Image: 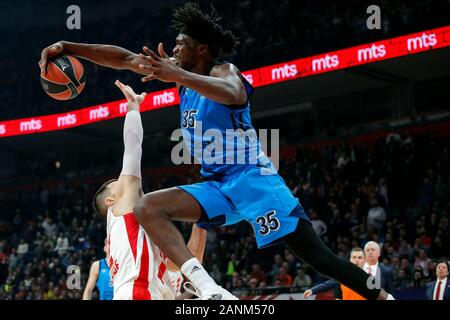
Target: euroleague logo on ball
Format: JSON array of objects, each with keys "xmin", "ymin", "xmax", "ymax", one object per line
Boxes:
[
  {"xmin": 40, "ymin": 55, "xmax": 86, "ymax": 100},
  {"xmin": 56, "ymin": 57, "xmax": 70, "ymax": 71}
]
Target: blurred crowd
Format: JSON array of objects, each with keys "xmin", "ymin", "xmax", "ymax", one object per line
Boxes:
[
  {"xmin": 0, "ymin": 130, "xmax": 448, "ymax": 299},
  {"xmin": 1, "ymin": 0, "xmax": 448, "ymax": 120}
]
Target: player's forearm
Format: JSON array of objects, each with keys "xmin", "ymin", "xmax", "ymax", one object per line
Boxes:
[
  {"xmin": 61, "ymin": 41, "xmax": 139, "ymax": 72},
  {"xmin": 177, "ymin": 71, "xmax": 243, "ymax": 105},
  {"xmin": 82, "ymin": 288, "xmax": 93, "ymax": 300},
  {"xmin": 121, "ymin": 110, "xmax": 143, "ymax": 178}
]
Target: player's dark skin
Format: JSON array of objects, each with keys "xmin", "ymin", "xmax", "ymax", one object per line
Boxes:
[{"xmin": 39, "ymin": 34, "xmax": 391, "ymax": 300}]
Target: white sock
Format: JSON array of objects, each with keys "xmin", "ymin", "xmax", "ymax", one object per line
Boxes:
[
  {"xmin": 387, "ymin": 293, "xmax": 395, "ymax": 300},
  {"xmin": 181, "ymin": 258, "xmax": 217, "ymax": 293}
]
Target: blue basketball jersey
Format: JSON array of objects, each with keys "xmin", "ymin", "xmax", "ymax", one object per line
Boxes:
[
  {"xmin": 96, "ymin": 258, "xmax": 114, "ymax": 300},
  {"xmin": 179, "ymin": 67, "xmax": 270, "ymax": 178},
  {"xmin": 177, "ymin": 64, "xmax": 309, "ymax": 248}
]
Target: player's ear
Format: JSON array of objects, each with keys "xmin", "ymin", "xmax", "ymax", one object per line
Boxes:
[
  {"xmin": 198, "ymin": 44, "xmax": 209, "ymax": 56},
  {"xmin": 104, "ymin": 196, "xmax": 114, "ymax": 207}
]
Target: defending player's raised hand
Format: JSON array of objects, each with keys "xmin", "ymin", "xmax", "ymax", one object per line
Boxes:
[
  {"xmin": 139, "ymin": 43, "xmax": 184, "ymax": 83},
  {"xmin": 114, "ymin": 80, "xmax": 147, "ymax": 112},
  {"xmin": 39, "ymin": 42, "xmax": 64, "ymax": 75}
]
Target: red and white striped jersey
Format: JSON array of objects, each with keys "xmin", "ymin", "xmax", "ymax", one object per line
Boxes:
[{"xmin": 106, "ymin": 207, "xmax": 183, "ymax": 300}]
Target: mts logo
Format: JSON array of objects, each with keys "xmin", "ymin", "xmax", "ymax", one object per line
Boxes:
[
  {"xmin": 357, "ymin": 44, "xmax": 386, "ymax": 61},
  {"xmin": 57, "ymin": 113, "xmax": 77, "ymax": 127},
  {"xmin": 20, "ymin": 119, "xmax": 42, "ymax": 132},
  {"xmin": 89, "ymin": 106, "xmax": 110, "ymax": 120},
  {"xmin": 407, "ymin": 33, "xmax": 437, "ymax": 51},
  {"xmin": 153, "ymin": 91, "xmax": 175, "ymax": 106},
  {"xmin": 242, "ymin": 73, "xmax": 254, "ymax": 85},
  {"xmin": 0, "ymin": 124, "xmax": 5, "ymax": 135},
  {"xmin": 312, "ymin": 54, "xmax": 339, "ymax": 72},
  {"xmin": 271, "ymin": 64, "xmax": 297, "ymax": 80},
  {"xmin": 119, "ymin": 102, "xmax": 128, "ymax": 114}
]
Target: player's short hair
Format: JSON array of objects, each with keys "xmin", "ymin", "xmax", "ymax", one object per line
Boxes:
[
  {"xmin": 171, "ymin": 2, "xmax": 239, "ymax": 59},
  {"xmin": 92, "ymin": 179, "xmax": 117, "ymax": 220},
  {"xmin": 351, "ymin": 247, "xmax": 364, "ymax": 255}
]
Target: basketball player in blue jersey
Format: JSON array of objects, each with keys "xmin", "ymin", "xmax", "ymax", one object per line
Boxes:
[
  {"xmin": 40, "ymin": 2, "xmax": 394, "ymax": 301},
  {"xmin": 82, "ymin": 239, "xmax": 114, "ymax": 300}
]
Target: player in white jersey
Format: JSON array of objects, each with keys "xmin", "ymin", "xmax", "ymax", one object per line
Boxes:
[{"xmin": 91, "ymin": 80, "xmax": 206, "ymax": 300}]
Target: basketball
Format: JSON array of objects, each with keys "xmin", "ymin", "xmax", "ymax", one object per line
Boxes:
[{"xmin": 40, "ymin": 55, "xmax": 86, "ymax": 100}]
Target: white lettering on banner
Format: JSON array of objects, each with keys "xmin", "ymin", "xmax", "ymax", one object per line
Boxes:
[
  {"xmin": 153, "ymin": 91, "xmax": 175, "ymax": 106},
  {"xmin": 271, "ymin": 64, "xmax": 297, "ymax": 80},
  {"xmin": 20, "ymin": 119, "xmax": 42, "ymax": 132},
  {"xmin": 119, "ymin": 102, "xmax": 128, "ymax": 114},
  {"xmin": 0, "ymin": 124, "xmax": 6, "ymax": 135},
  {"xmin": 357, "ymin": 44, "xmax": 386, "ymax": 61},
  {"xmin": 242, "ymin": 73, "xmax": 254, "ymax": 85},
  {"xmin": 57, "ymin": 113, "xmax": 77, "ymax": 127},
  {"xmin": 312, "ymin": 54, "xmax": 339, "ymax": 72},
  {"xmin": 89, "ymin": 106, "xmax": 110, "ymax": 120},
  {"xmin": 407, "ymin": 33, "xmax": 437, "ymax": 51}
]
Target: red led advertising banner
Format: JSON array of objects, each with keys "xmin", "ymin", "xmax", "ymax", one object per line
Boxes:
[{"xmin": 1, "ymin": 25, "xmax": 449, "ymax": 138}]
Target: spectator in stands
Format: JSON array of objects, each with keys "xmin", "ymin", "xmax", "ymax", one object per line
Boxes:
[
  {"xmin": 293, "ymin": 268, "xmax": 312, "ymax": 288},
  {"xmin": 250, "ymin": 264, "xmax": 267, "ymax": 286},
  {"xmin": 284, "ymin": 251, "xmax": 300, "ymax": 274},
  {"xmin": 209, "ymin": 264, "xmax": 223, "ymax": 284},
  {"xmin": 270, "ymin": 254, "xmax": 283, "ymax": 278},
  {"xmin": 398, "ymin": 239, "xmax": 414, "ymax": 259},
  {"xmin": 310, "ymin": 210, "xmax": 327, "ymax": 238},
  {"xmin": 43, "ymin": 282, "xmax": 56, "ymax": 300},
  {"xmin": 415, "ymin": 250, "xmax": 432, "ymax": 277},
  {"xmin": 394, "ymin": 268, "xmax": 410, "ymax": 289},
  {"xmin": 274, "ymin": 266, "xmax": 293, "ymax": 287},
  {"xmin": 411, "ymin": 267, "xmax": 426, "ymax": 288},
  {"xmin": 367, "ymin": 199, "xmax": 387, "ymax": 235},
  {"xmin": 226, "ymin": 253, "xmax": 241, "ymax": 278},
  {"xmin": 54, "ymin": 233, "xmax": 69, "ymax": 255},
  {"xmin": 426, "ymin": 259, "xmax": 449, "ymax": 300},
  {"xmin": 17, "ymin": 240, "xmax": 29, "ymax": 258}
]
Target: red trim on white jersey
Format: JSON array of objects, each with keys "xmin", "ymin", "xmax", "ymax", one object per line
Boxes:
[
  {"xmin": 123, "ymin": 213, "xmax": 151, "ymax": 300},
  {"xmin": 106, "ymin": 207, "xmax": 182, "ymax": 300},
  {"xmin": 123, "ymin": 213, "xmax": 139, "ymax": 262}
]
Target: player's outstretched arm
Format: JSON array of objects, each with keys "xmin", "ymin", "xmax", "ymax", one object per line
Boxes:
[
  {"xmin": 82, "ymin": 260, "xmax": 100, "ymax": 300},
  {"xmin": 113, "ymin": 80, "xmax": 146, "ymax": 214},
  {"xmin": 39, "ymin": 41, "xmax": 151, "ymax": 76},
  {"xmin": 166, "ymin": 224, "xmax": 207, "ymax": 272}
]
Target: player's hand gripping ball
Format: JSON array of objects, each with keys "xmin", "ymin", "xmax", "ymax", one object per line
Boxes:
[{"xmin": 40, "ymin": 55, "xmax": 86, "ymax": 100}]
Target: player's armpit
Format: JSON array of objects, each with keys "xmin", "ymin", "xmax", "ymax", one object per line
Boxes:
[{"xmin": 112, "ymin": 173, "xmax": 141, "ymax": 198}]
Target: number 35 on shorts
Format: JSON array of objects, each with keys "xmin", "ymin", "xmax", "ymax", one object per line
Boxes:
[{"xmin": 255, "ymin": 210, "xmax": 280, "ymax": 236}]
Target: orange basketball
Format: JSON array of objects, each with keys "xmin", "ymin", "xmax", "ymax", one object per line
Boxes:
[{"xmin": 40, "ymin": 55, "xmax": 86, "ymax": 100}]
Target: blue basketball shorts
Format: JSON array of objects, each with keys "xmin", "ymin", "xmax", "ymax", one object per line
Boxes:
[{"xmin": 178, "ymin": 164, "xmax": 310, "ymax": 248}]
